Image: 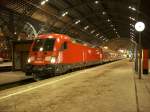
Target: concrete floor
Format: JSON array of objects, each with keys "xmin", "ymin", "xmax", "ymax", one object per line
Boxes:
[{"xmin": 0, "ymin": 59, "xmax": 149, "ymax": 112}]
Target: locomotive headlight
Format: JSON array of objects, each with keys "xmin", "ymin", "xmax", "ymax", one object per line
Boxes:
[
  {"xmin": 27, "ymin": 58, "xmax": 31, "ymax": 63},
  {"xmin": 50, "ymin": 56, "xmax": 56, "ymax": 64},
  {"xmin": 27, "ymin": 56, "xmax": 35, "ymax": 63},
  {"xmin": 45, "ymin": 56, "xmax": 51, "ymax": 61},
  {"xmin": 45, "ymin": 56, "xmax": 57, "ymax": 63},
  {"xmin": 39, "ymin": 47, "xmax": 43, "ymax": 51}
]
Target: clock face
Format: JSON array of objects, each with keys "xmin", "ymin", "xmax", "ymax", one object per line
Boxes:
[{"xmin": 135, "ymin": 22, "xmax": 145, "ymax": 32}]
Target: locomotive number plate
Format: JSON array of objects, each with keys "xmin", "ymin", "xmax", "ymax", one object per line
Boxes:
[{"xmin": 37, "ymin": 57, "xmax": 42, "ymax": 61}]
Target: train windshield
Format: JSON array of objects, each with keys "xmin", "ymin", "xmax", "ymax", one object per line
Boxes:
[{"xmin": 32, "ymin": 38, "xmax": 56, "ymax": 51}]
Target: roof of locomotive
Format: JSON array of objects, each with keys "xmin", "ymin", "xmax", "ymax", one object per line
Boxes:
[
  {"xmin": 37, "ymin": 33, "xmax": 101, "ymax": 49},
  {"xmin": 37, "ymin": 33, "xmax": 71, "ymax": 41}
]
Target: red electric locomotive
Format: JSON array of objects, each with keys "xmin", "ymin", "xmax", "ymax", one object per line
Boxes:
[{"xmin": 25, "ymin": 33, "xmax": 103, "ymax": 80}]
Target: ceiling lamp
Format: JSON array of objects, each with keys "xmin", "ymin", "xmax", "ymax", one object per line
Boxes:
[
  {"xmin": 84, "ymin": 25, "xmax": 89, "ymax": 30},
  {"xmin": 130, "ymin": 33, "xmax": 135, "ymax": 36},
  {"xmin": 96, "ymin": 33, "xmax": 100, "ymax": 36},
  {"xmin": 119, "ymin": 49, "xmax": 124, "ymax": 53},
  {"xmin": 107, "ymin": 19, "xmax": 110, "ymax": 22},
  {"xmin": 75, "ymin": 20, "xmax": 81, "ymax": 24},
  {"xmin": 117, "ymin": 34, "xmax": 120, "ymax": 38},
  {"xmin": 104, "ymin": 46, "xmax": 108, "ymax": 49},
  {"xmin": 41, "ymin": 1, "xmax": 46, "ymax": 5},
  {"xmin": 91, "ymin": 30, "xmax": 95, "ymax": 34},
  {"xmin": 130, "ymin": 28, "xmax": 134, "ymax": 30},
  {"xmin": 128, "ymin": 6, "xmax": 132, "ymax": 9},
  {"xmin": 130, "ymin": 24, "xmax": 134, "ymax": 27},
  {"xmin": 130, "ymin": 35, "xmax": 135, "ymax": 38},
  {"xmin": 99, "ymin": 36, "xmax": 104, "ymax": 38},
  {"xmin": 128, "ymin": 6, "xmax": 136, "ymax": 11},
  {"xmin": 41, "ymin": 0, "xmax": 49, "ymax": 5},
  {"xmin": 103, "ymin": 38, "xmax": 106, "ymax": 40},
  {"xmin": 102, "ymin": 11, "xmax": 106, "ymax": 15},
  {"xmin": 62, "ymin": 11, "xmax": 69, "ymax": 17},
  {"xmin": 94, "ymin": 1, "xmax": 99, "ymax": 4},
  {"xmin": 110, "ymin": 24, "xmax": 113, "ymax": 27},
  {"xmin": 132, "ymin": 7, "xmax": 136, "ymax": 11},
  {"xmin": 129, "ymin": 17, "xmax": 136, "ymax": 21},
  {"xmin": 113, "ymin": 28, "xmax": 116, "ymax": 31}
]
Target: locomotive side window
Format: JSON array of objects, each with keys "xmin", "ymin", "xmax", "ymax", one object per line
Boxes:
[
  {"xmin": 32, "ymin": 38, "xmax": 56, "ymax": 51},
  {"xmin": 64, "ymin": 42, "xmax": 67, "ymax": 49},
  {"xmin": 60, "ymin": 42, "xmax": 68, "ymax": 51}
]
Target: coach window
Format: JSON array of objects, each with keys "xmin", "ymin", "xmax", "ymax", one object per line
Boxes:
[{"xmin": 60, "ymin": 42, "xmax": 68, "ymax": 51}]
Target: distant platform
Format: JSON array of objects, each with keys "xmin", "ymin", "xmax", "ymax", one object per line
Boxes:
[
  {"xmin": 0, "ymin": 62, "xmax": 12, "ymax": 72},
  {"xmin": 0, "ymin": 62, "xmax": 12, "ymax": 67}
]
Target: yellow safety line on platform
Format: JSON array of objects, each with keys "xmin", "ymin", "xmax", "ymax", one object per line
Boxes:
[{"xmin": 0, "ymin": 70, "xmax": 88, "ymax": 100}]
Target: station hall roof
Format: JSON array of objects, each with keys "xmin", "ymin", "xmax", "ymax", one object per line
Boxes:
[{"xmin": 0, "ymin": 0, "xmax": 150, "ymax": 49}]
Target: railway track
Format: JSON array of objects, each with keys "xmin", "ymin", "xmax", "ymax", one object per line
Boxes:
[
  {"xmin": 0, "ymin": 78, "xmax": 35, "ymax": 91},
  {"xmin": 0, "ymin": 66, "xmax": 12, "ymax": 72}
]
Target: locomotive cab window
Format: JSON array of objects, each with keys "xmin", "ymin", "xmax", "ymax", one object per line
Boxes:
[
  {"xmin": 60, "ymin": 42, "xmax": 68, "ymax": 51},
  {"xmin": 32, "ymin": 38, "xmax": 56, "ymax": 51}
]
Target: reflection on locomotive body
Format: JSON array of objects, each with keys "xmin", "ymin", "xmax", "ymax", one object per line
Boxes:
[{"xmin": 25, "ymin": 33, "xmax": 120, "ymax": 80}]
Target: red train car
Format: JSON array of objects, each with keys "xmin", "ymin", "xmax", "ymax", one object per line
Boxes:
[
  {"xmin": 25, "ymin": 33, "xmax": 103, "ymax": 79},
  {"xmin": 0, "ymin": 50, "xmax": 9, "ymax": 62}
]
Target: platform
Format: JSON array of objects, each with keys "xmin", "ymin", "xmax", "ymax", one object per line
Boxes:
[{"xmin": 0, "ymin": 59, "xmax": 150, "ymax": 112}]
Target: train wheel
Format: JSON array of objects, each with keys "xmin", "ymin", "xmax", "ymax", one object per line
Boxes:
[
  {"xmin": 62, "ymin": 65, "xmax": 67, "ymax": 73},
  {"xmin": 33, "ymin": 74, "xmax": 42, "ymax": 81},
  {"xmin": 55, "ymin": 65, "xmax": 63, "ymax": 75},
  {"xmin": 25, "ymin": 72, "xmax": 32, "ymax": 76}
]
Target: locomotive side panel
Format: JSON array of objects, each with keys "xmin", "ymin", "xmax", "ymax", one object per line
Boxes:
[
  {"xmin": 84, "ymin": 47, "xmax": 102, "ymax": 65},
  {"xmin": 60, "ymin": 42, "xmax": 84, "ymax": 64}
]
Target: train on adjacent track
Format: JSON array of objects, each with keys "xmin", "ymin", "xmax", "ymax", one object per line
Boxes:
[{"xmin": 25, "ymin": 33, "xmax": 121, "ymax": 80}]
